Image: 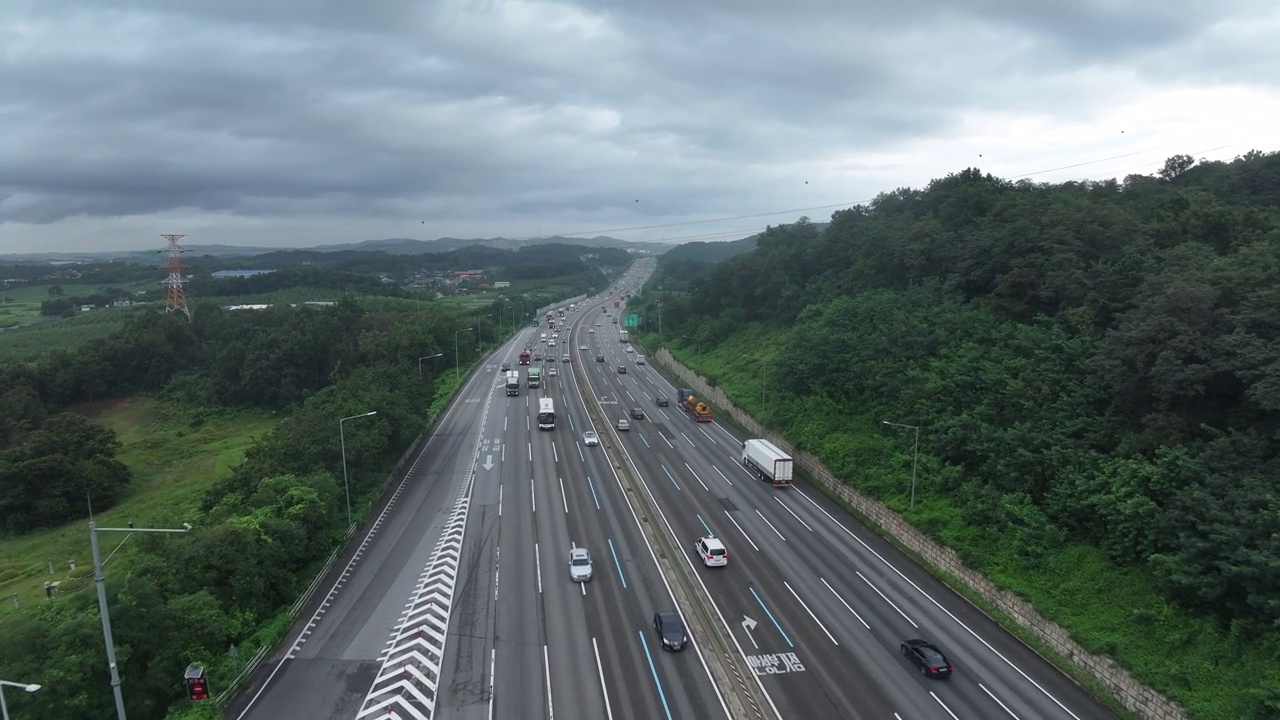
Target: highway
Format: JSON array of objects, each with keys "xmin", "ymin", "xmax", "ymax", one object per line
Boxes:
[
  {"xmin": 230, "ymin": 260, "xmax": 1120, "ymax": 720},
  {"xmin": 229, "ymin": 264, "xmax": 730, "ymax": 720},
  {"xmin": 571, "ymin": 272, "xmax": 1120, "ymax": 720}
]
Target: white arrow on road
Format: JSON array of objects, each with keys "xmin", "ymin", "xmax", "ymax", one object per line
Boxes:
[
  {"xmin": 482, "ymin": 454, "xmax": 494, "ymax": 470},
  {"xmin": 741, "ymin": 616, "xmax": 759, "ymax": 649}
]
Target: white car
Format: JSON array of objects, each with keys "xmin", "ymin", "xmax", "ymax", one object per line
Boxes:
[
  {"xmin": 580, "ymin": 345, "xmax": 589, "ymax": 351},
  {"xmin": 549, "ymin": 367, "xmax": 558, "ymax": 376},
  {"xmin": 695, "ymin": 536, "xmax": 729, "ymax": 567},
  {"xmin": 569, "ymin": 548, "xmax": 593, "ymax": 582},
  {"xmin": 583, "ymin": 431, "xmax": 599, "ymax": 446},
  {"xmin": 588, "ymin": 328, "xmax": 595, "ymax": 333},
  {"xmin": 625, "ymin": 346, "xmax": 634, "ymax": 353}
]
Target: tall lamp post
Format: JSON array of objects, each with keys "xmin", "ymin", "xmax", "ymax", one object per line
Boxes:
[
  {"xmin": 881, "ymin": 420, "xmax": 920, "ymax": 509},
  {"xmin": 90, "ymin": 521, "xmax": 192, "ymax": 720},
  {"xmin": 0, "ymin": 678, "xmax": 41, "ymax": 720},
  {"xmin": 339, "ymin": 411, "xmax": 378, "ymax": 527},
  {"xmin": 454, "ymin": 327, "xmax": 473, "ymax": 378},
  {"xmin": 418, "ymin": 353, "xmax": 443, "ymax": 377}
]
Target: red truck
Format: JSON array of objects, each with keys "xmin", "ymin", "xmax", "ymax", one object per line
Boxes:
[{"xmin": 518, "ymin": 349, "xmax": 531, "ymax": 365}]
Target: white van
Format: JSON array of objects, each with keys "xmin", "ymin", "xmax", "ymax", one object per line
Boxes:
[{"xmin": 636, "ymin": 356, "xmax": 646, "ymax": 365}]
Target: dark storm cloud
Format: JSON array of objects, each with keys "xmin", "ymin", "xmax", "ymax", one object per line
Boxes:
[{"xmin": 0, "ymin": 0, "xmax": 1275, "ymax": 248}]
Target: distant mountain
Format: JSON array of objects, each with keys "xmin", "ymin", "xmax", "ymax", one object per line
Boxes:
[
  {"xmin": 0, "ymin": 234, "xmax": 674, "ymax": 264},
  {"xmin": 661, "ymin": 221, "xmax": 829, "ymax": 265}
]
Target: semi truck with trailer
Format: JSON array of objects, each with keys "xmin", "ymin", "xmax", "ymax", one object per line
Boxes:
[
  {"xmin": 527, "ymin": 366, "xmax": 542, "ymax": 388},
  {"xmin": 741, "ymin": 439, "xmax": 794, "ymax": 487},
  {"xmin": 505, "ymin": 370, "xmax": 520, "ymax": 396}
]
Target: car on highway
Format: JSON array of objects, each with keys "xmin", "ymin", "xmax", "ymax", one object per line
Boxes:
[
  {"xmin": 534, "ymin": 353, "xmax": 542, "ymax": 361},
  {"xmin": 583, "ymin": 430, "xmax": 599, "ymax": 446},
  {"xmin": 500, "ymin": 362, "xmax": 510, "ymax": 371},
  {"xmin": 616, "ymin": 418, "xmax": 631, "ymax": 431},
  {"xmin": 653, "ymin": 611, "xmax": 687, "ymax": 651},
  {"xmin": 613, "ymin": 319, "xmax": 618, "ymax": 323},
  {"xmin": 636, "ymin": 356, "xmax": 645, "ymax": 365},
  {"xmin": 569, "ymin": 548, "xmax": 593, "ymax": 582},
  {"xmin": 631, "ymin": 407, "xmax": 645, "ymax": 420},
  {"xmin": 562, "ymin": 355, "xmax": 570, "ymax": 363},
  {"xmin": 900, "ymin": 639, "xmax": 953, "ymax": 678},
  {"xmin": 588, "ymin": 328, "xmax": 594, "ymax": 333},
  {"xmin": 548, "ymin": 367, "xmax": 558, "ymax": 376},
  {"xmin": 596, "ymin": 354, "xmax": 605, "ymax": 362},
  {"xmin": 656, "ymin": 396, "xmax": 669, "ymax": 407},
  {"xmin": 624, "ymin": 346, "xmax": 634, "ymax": 353},
  {"xmin": 617, "ymin": 366, "xmax": 627, "ymax": 374},
  {"xmin": 695, "ymin": 536, "xmax": 729, "ymax": 567}
]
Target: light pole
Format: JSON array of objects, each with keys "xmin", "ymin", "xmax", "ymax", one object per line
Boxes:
[
  {"xmin": 882, "ymin": 420, "xmax": 920, "ymax": 509},
  {"xmin": 418, "ymin": 353, "xmax": 443, "ymax": 377},
  {"xmin": 454, "ymin": 328, "xmax": 472, "ymax": 378},
  {"xmin": 90, "ymin": 521, "xmax": 192, "ymax": 720},
  {"xmin": 0, "ymin": 678, "xmax": 41, "ymax": 720},
  {"xmin": 339, "ymin": 411, "xmax": 378, "ymax": 527}
]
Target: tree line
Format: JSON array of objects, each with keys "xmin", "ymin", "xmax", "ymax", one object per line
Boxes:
[{"xmin": 638, "ymin": 150, "xmax": 1280, "ymax": 718}]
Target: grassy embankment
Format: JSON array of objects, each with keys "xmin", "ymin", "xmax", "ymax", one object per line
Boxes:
[
  {"xmin": 650, "ymin": 324, "xmax": 1273, "ymax": 720},
  {"xmin": 0, "ymin": 399, "xmax": 279, "ymax": 622}
]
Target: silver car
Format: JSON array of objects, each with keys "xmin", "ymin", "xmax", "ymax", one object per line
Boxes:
[
  {"xmin": 583, "ymin": 431, "xmax": 599, "ymax": 447},
  {"xmin": 569, "ymin": 548, "xmax": 593, "ymax": 582}
]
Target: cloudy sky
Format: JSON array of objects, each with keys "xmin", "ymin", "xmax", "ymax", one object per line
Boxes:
[{"xmin": 1, "ymin": 0, "xmax": 1278, "ymax": 254}]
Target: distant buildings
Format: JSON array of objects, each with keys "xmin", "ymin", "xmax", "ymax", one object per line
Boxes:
[{"xmin": 211, "ymin": 269, "xmax": 276, "ymax": 278}]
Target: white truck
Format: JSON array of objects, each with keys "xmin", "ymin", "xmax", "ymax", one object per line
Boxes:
[
  {"xmin": 741, "ymin": 439, "xmax": 794, "ymax": 487},
  {"xmin": 505, "ymin": 370, "xmax": 520, "ymax": 396}
]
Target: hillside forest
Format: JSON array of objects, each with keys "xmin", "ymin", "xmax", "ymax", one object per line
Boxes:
[
  {"xmin": 636, "ymin": 150, "xmax": 1280, "ymax": 720},
  {"xmin": 0, "ymin": 245, "xmax": 628, "ymax": 719}
]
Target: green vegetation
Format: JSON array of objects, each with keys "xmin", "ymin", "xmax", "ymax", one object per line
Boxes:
[
  {"xmin": 0, "ymin": 244, "xmax": 627, "ymax": 719},
  {"xmin": 0, "ymin": 310, "xmax": 137, "ymax": 362},
  {"xmin": 637, "ymin": 150, "xmax": 1280, "ymax": 720}
]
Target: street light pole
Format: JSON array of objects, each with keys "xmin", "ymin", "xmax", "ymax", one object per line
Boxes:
[
  {"xmin": 882, "ymin": 420, "xmax": 920, "ymax": 509},
  {"xmin": 454, "ymin": 327, "xmax": 473, "ymax": 378},
  {"xmin": 418, "ymin": 353, "xmax": 443, "ymax": 377},
  {"xmin": 0, "ymin": 678, "xmax": 42, "ymax": 720},
  {"xmin": 90, "ymin": 522, "xmax": 192, "ymax": 720},
  {"xmin": 339, "ymin": 411, "xmax": 378, "ymax": 527}
]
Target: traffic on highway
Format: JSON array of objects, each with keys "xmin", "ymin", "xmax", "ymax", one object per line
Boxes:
[{"xmin": 232, "ymin": 260, "xmax": 1119, "ymax": 720}]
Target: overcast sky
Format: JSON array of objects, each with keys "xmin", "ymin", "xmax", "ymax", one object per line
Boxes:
[{"xmin": 1, "ymin": 0, "xmax": 1278, "ymax": 254}]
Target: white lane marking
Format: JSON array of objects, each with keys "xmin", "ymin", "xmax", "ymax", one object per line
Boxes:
[
  {"xmin": 980, "ymin": 682, "xmax": 1022, "ymax": 719},
  {"xmin": 544, "ymin": 644, "xmax": 556, "ymax": 720},
  {"xmin": 535, "ymin": 542, "xmax": 543, "ymax": 594},
  {"xmin": 931, "ymin": 691, "xmax": 960, "ymax": 719},
  {"xmin": 724, "ymin": 512, "xmax": 760, "ymax": 552},
  {"xmin": 856, "ymin": 571, "xmax": 918, "ymax": 628},
  {"xmin": 819, "ymin": 577, "xmax": 870, "ymax": 629},
  {"xmin": 773, "ymin": 496, "xmax": 813, "ymax": 532},
  {"xmin": 685, "ymin": 462, "xmax": 709, "ymax": 492},
  {"xmin": 498, "ymin": 484, "xmax": 503, "ymax": 517},
  {"xmin": 559, "ymin": 477, "xmax": 569, "ymax": 514},
  {"xmin": 593, "ymin": 637, "xmax": 615, "ymax": 720},
  {"xmin": 530, "ymin": 478, "xmax": 537, "ymax": 513},
  {"xmin": 755, "ymin": 509, "xmax": 786, "ymax": 541},
  {"xmin": 794, "ymin": 488, "xmax": 1084, "ymax": 720},
  {"xmin": 488, "ymin": 647, "xmax": 496, "ymax": 720},
  {"xmin": 783, "ymin": 581, "xmax": 838, "ymax": 645},
  {"xmin": 713, "ymin": 465, "xmax": 734, "ymax": 486}
]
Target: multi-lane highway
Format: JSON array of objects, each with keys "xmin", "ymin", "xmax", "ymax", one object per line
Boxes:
[{"xmin": 232, "ymin": 261, "xmax": 1120, "ymax": 720}]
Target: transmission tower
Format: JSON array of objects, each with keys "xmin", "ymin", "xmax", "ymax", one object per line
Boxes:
[{"xmin": 160, "ymin": 234, "xmax": 191, "ymax": 319}]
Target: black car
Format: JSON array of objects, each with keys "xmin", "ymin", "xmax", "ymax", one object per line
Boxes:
[
  {"xmin": 900, "ymin": 639, "xmax": 953, "ymax": 678},
  {"xmin": 500, "ymin": 362, "xmax": 510, "ymax": 371},
  {"xmin": 597, "ymin": 355, "xmax": 605, "ymax": 362},
  {"xmin": 617, "ymin": 366, "xmax": 627, "ymax": 374},
  {"xmin": 653, "ymin": 611, "xmax": 687, "ymax": 651},
  {"xmin": 656, "ymin": 396, "xmax": 669, "ymax": 407}
]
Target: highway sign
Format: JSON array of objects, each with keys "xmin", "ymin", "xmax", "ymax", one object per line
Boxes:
[{"xmin": 625, "ymin": 314, "xmax": 639, "ymax": 327}]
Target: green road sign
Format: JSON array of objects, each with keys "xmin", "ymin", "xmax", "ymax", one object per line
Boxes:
[{"xmin": 625, "ymin": 314, "xmax": 639, "ymax": 327}]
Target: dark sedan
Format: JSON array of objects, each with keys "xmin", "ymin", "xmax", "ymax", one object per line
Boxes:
[
  {"xmin": 653, "ymin": 611, "xmax": 687, "ymax": 651},
  {"xmin": 900, "ymin": 638, "xmax": 953, "ymax": 678}
]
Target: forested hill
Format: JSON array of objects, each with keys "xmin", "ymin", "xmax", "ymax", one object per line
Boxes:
[{"xmin": 657, "ymin": 151, "xmax": 1279, "ymax": 713}]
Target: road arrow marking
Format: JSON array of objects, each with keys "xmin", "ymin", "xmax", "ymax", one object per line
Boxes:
[
  {"xmin": 482, "ymin": 454, "xmax": 494, "ymax": 470},
  {"xmin": 742, "ymin": 616, "xmax": 759, "ymax": 649}
]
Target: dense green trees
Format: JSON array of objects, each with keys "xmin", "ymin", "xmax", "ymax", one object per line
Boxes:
[{"xmin": 649, "ymin": 150, "xmax": 1280, "ymax": 717}]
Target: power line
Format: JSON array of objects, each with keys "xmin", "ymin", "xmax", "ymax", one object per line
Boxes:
[{"xmin": 511, "ymin": 142, "xmax": 1235, "ymax": 243}]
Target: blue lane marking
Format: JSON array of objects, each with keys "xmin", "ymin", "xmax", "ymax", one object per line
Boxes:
[
  {"xmin": 608, "ymin": 538, "xmax": 628, "ymax": 589},
  {"xmin": 587, "ymin": 476, "xmax": 601, "ymax": 509},
  {"xmin": 661, "ymin": 464, "xmax": 681, "ymax": 491},
  {"xmin": 697, "ymin": 513, "xmax": 713, "ymax": 536},
  {"xmin": 638, "ymin": 630, "xmax": 675, "ymax": 720},
  {"xmin": 749, "ymin": 586, "xmax": 795, "ymax": 648}
]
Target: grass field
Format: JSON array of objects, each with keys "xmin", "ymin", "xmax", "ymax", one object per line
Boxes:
[
  {"xmin": 0, "ymin": 398, "xmax": 279, "ymax": 622},
  {"xmin": 0, "ymin": 310, "xmax": 140, "ymax": 362}
]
